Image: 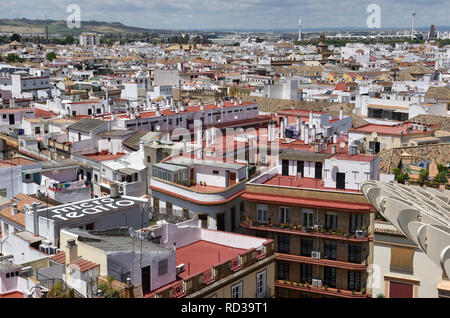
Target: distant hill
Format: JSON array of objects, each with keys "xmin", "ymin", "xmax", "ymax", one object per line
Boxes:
[{"xmin": 0, "ymin": 18, "xmax": 160, "ymax": 35}]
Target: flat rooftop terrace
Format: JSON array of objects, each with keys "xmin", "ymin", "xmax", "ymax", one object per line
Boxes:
[{"xmin": 175, "ymin": 240, "xmax": 247, "ymax": 280}]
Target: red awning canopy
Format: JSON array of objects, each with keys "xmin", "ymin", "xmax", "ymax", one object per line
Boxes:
[{"xmin": 242, "ymin": 192, "xmax": 373, "ymax": 212}]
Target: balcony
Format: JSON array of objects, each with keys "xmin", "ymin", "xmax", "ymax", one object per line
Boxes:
[
  {"xmin": 241, "ymin": 221, "xmax": 372, "ymax": 243},
  {"xmin": 275, "ymin": 280, "xmax": 371, "ymax": 298},
  {"xmin": 275, "ymin": 253, "xmax": 368, "ymax": 271},
  {"xmin": 48, "ymin": 138, "xmax": 72, "ymax": 153},
  {"xmin": 150, "ymin": 177, "xmax": 247, "ymax": 205},
  {"xmin": 151, "ymin": 240, "xmax": 274, "ymax": 298}
]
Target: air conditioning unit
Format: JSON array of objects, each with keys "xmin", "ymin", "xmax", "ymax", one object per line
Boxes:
[
  {"xmin": 41, "ymin": 240, "xmax": 52, "ymax": 247},
  {"xmin": 311, "ymin": 251, "xmax": 321, "ymax": 260},
  {"xmin": 312, "ymin": 279, "xmax": 323, "ymax": 288},
  {"xmin": 313, "ymin": 224, "xmax": 321, "ymax": 231},
  {"xmin": 176, "ymin": 264, "xmax": 185, "ymax": 275},
  {"xmin": 355, "ymin": 230, "xmax": 366, "ymax": 238},
  {"xmin": 39, "ymin": 246, "xmax": 49, "ymax": 254}
]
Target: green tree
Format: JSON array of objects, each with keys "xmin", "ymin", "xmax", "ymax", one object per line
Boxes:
[
  {"xmin": 64, "ymin": 36, "xmax": 75, "ymax": 45},
  {"xmin": 419, "ymin": 169, "xmax": 429, "ymax": 184},
  {"xmin": 46, "ymin": 52, "xmax": 57, "ymax": 61},
  {"xmin": 10, "ymin": 33, "xmax": 21, "ymax": 42},
  {"xmin": 5, "ymin": 53, "xmax": 24, "ymax": 63}
]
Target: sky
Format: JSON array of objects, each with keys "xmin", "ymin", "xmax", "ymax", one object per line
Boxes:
[{"xmin": 1, "ymin": 0, "xmax": 449, "ymax": 31}]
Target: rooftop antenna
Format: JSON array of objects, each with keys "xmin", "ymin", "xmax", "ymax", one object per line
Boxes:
[{"xmin": 411, "ymin": 0, "xmax": 416, "ymax": 40}]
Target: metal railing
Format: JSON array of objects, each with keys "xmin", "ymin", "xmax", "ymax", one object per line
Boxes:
[
  {"xmin": 154, "ymin": 241, "xmax": 274, "ymax": 298},
  {"xmin": 39, "ymin": 278, "xmax": 85, "ymax": 298}
]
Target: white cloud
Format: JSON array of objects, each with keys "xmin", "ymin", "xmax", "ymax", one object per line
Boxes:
[{"xmin": 1, "ymin": 0, "xmax": 448, "ymax": 30}]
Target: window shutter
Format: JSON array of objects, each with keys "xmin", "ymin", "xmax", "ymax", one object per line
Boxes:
[{"xmin": 390, "ymin": 246, "xmax": 414, "ymax": 273}]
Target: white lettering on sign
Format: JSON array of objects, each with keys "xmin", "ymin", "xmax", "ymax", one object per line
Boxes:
[
  {"xmin": 83, "ymin": 207, "xmax": 106, "ymax": 215},
  {"xmin": 47, "ymin": 198, "xmax": 139, "ymax": 221},
  {"xmin": 66, "ymin": 212, "xmax": 85, "ymax": 218},
  {"xmin": 115, "ymin": 200, "xmax": 135, "ymax": 207}
]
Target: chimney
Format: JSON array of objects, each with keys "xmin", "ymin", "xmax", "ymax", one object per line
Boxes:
[
  {"xmin": 234, "ymin": 99, "xmax": 238, "ymax": 106},
  {"xmin": 305, "ymin": 128, "xmax": 310, "ymax": 145},
  {"xmin": 139, "ymin": 140, "xmax": 145, "ymax": 152},
  {"xmin": 312, "ymin": 125, "xmax": 317, "ymax": 142},
  {"xmin": 339, "ymin": 107, "xmax": 344, "ymax": 120},
  {"xmin": 315, "ymin": 143, "xmax": 320, "ymax": 153},
  {"xmin": 200, "ymin": 102, "xmax": 205, "ymax": 111},
  {"xmin": 331, "ymin": 145, "xmax": 337, "ymax": 154},
  {"xmin": 11, "ymin": 202, "xmax": 18, "ymax": 216},
  {"xmin": 136, "ymin": 106, "xmax": 141, "ymax": 118},
  {"xmin": 110, "ymin": 183, "xmax": 120, "ymax": 199},
  {"xmin": 65, "ymin": 240, "xmax": 78, "ymax": 265},
  {"xmin": 32, "ymin": 202, "xmax": 39, "ymax": 236},
  {"xmin": 175, "ymin": 106, "xmax": 179, "ymax": 114},
  {"xmin": 156, "ymin": 107, "xmax": 161, "ymax": 117},
  {"xmin": 296, "ymin": 117, "xmax": 301, "ymax": 134},
  {"xmin": 280, "ymin": 120, "xmax": 285, "ymax": 139},
  {"xmin": 126, "ymin": 107, "xmax": 131, "ymax": 117},
  {"xmin": 300, "ymin": 121, "xmax": 305, "ymax": 141},
  {"xmin": 239, "ymin": 97, "xmax": 243, "ymax": 105},
  {"xmin": 309, "ymin": 110, "xmax": 313, "ymax": 128},
  {"xmin": 130, "ymin": 108, "xmax": 136, "ymax": 120},
  {"xmin": 333, "ymin": 133, "xmax": 338, "ymax": 144}
]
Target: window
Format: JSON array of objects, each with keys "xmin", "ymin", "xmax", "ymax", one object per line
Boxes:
[
  {"xmin": 300, "ymin": 264, "xmax": 313, "ymax": 284},
  {"xmin": 158, "ymin": 259, "xmax": 168, "ymax": 276},
  {"xmin": 256, "ymin": 270, "xmax": 267, "ymax": 298},
  {"xmin": 277, "ymin": 260, "xmax": 289, "ymax": 281},
  {"xmin": 390, "ymin": 246, "xmax": 414, "ymax": 273},
  {"xmin": 324, "ymin": 241, "xmax": 337, "ymax": 260},
  {"xmin": 0, "ymin": 188, "xmax": 7, "ymax": 198},
  {"xmin": 213, "ymin": 170, "xmax": 220, "ymax": 175},
  {"xmin": 302, "ymin": 209, "xmax": 314, "ymax": 228},
  {"xmin": 278, "ymin": 234, "xmax": 290, "ymax": 254},
  {"xmin": 231, "ymin": 282, "xmax": 243, "ymax": 298},
  {"xmin": 257, "ymin": 204, "xmax": 268, "ymax": 223},
  {"xmin": 349, "ymin": 214, "xmax": 362, "ymax": 233},
  {"xmin": 348, "ymin": 271, "xmax": 361, "ymax": 291},
  {"xmin": 300, "ymin": 238, "xmax": 313, "ymax": 257},
  {"xmin": 323, "ymin": 267, "xmax": 336, "ymax": 288},
  {"xmin": 279, "ymin": 207, "xmax": 290, "ymax": 224},
  {"xmin": 325, "ymin": 213, "xmax": 337, "ymax": 231},
  {"xmin": 348, "ymin": 244, "xmax": 362, "ymax": 263},
  {"xmin": 166, "ymin": 202, "xmax": 173, "ymax": 214}
]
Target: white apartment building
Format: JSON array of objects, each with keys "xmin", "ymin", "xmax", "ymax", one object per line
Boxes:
[{"xmin": 79, "ymin": 33, "xmax": 100, "ymax": 46}]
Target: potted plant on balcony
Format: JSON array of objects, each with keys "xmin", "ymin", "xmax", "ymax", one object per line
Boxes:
[
  {"xmin": 323, "ymin": 285, "xmax": 328, "ymax": 291},
  {"xmin": 306, "ymin": 282, "xmax": 311, "ymax": 289},
  {"xmin": 361, "ymin": 288, "xmax": 366, "ymax": 295},
  {"xmin": 352, "ymin": 290, "xmax": 356, "ymax": 295}
]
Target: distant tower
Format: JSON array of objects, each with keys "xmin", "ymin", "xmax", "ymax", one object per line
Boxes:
[
  {"xmin": 45, "ymin": 14, "xmax": 49, "ymax": 43},
  {"xmin": 411, "ymin": 0, "xmax": 416, "ymax": 40},
  {"xmin": 298, "ymin": 19, "xmax": 303, "ymax": 41}
]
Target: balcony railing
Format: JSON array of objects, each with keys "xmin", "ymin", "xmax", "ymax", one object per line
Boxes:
[
  {"xmin": 241, "ymin": 221, "xmax": 372, "ymax": 242},
  {"xmin": 275, "ymin": 280, "xmax": 371, "ymax": 298},
  {"xmin": 153, "ymin": 240, "xmax": 274, "ymax": 298}
]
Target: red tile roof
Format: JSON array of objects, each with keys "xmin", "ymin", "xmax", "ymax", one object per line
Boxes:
[
  {"xmin": 0, "ymin": 291, "xmax": 24, "ymax": 298},
  {"xmin": 175, "ymin": 240, "xmax": 247, "ymax": 280},
  {"xmin": 49, "ymin": 251, "xmax": 66, "ymax": 264},
  {"xmin": 83, "ymin": 152, "xmax": 126, "ymax": 162},
  {"xmin": 69, "ymin": 259, "xmax": 99, "ymax": 272}
]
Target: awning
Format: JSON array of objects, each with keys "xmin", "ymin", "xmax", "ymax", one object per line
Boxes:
[{"xmin": 242, "ymin": 192, "xmax": 373, "ymax": 212}]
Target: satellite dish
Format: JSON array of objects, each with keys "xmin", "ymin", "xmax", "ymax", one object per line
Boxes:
[
  {"xmin": 340, "ymin": 142, "xmax": 346, "ymax": 149},
  {"xmin": 156, "ymin": 125, "xmax": 161, "ymax": 131}
]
